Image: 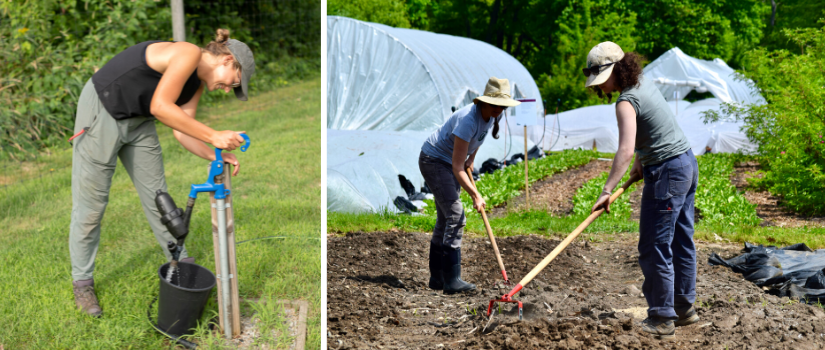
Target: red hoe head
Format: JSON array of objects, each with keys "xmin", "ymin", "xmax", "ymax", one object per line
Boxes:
[{"xmin": 487, "ymin": 284, "xmax": 523, "ymax": 320}]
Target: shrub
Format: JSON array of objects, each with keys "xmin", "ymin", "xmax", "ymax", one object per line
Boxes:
[{"xmin": 703, "ymin": 23, "xmax": 825, "ymax": 214}]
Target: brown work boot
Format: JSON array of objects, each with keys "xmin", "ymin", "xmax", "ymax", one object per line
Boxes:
[
  {"xmin": 640, "ymin": 317, "xmax": 675, "ymax": 340},
  {"xmin": 675, "ymin": 306, "xmax": 700, "ymax": 327},
  {"xmin": 73, "ymin": 280, "xmax": 102, "ymax": 317}
]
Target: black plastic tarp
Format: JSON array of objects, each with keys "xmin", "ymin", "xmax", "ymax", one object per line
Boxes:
[{"xmin": 709, "ymin": 242, "xmax": 825, "ymax": 303}]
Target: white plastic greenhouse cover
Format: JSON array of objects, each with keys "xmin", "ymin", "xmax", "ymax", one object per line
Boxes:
[
  {"xmin": 514, "ymin": 98, "xmax": 757, "ymax": 156},
  {"xmin": 328, "ymin": 128, "xmax": 537, "ymax": 213},
  {"xmin": 514, "ymin": 48, "xmax": 767, "ymax": 156},
  {"xmin": 327, "ymin": 16, "xmax": 544, "ymax": 132},
  {"xmin": 643, "ymin": 47, "xmax": 766, "ymax": 105}
]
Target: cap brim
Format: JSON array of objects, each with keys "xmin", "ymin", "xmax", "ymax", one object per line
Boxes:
[
  {"xmin": 584, "ymin": 64, "xmax": 615, "ymax": 87},
  {"xmin": 233, "ymin": 68, "xmax": 251, "ymax": 101},
  {"xmin": 474, "ymin": 96, "xmax": 521, "ymax": 107}
]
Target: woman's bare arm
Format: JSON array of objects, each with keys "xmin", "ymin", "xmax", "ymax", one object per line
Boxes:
[{"xmin": 148, "ymin": 42, "xmax": 244, "ymax": 150}]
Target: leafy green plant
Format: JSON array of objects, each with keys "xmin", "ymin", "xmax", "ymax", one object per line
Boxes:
[
  {"xmin": 0, "ymin": 0, "xmax": 320, "ymax": 160},
  {"xmin": 694, "ymin": 153, "xmax": 761, "ymax": 226},
  {"xmin": 571, "ymin": 171, "xmax": 633, "ymax": 219},
  {"xmin": 328, "ymin": 0, "xmax": 412, "ymax": 28},
  {"xmin": 0, "ymin": 0, "xmax": 171, "ymax": 160}
]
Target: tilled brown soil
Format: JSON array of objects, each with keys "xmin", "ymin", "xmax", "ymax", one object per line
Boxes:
[
  {"xmin": 328, "ymin": 231, "xmax": 825, "ymax": 349},
  {"xmin": 491, "ymin": 159, "xmax": 612, "ymax": 217},
  {"xmin": 730, "ymin": 161, "xmax": 825, "ymax": 228}
]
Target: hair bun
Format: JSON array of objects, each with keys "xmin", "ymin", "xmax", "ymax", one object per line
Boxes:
[{"xmin": 215, "ymin": 28, "xmax": 230, "ymax": 43}]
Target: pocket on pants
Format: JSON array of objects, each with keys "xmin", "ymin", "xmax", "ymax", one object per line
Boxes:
[
  {"xmin": 653, "ymin": 174, "xmax": 671, "ymax": 200},
  {"xmin": 654, "ymin": 203, "xmax": 675, "ymax": 245},
  {"xmin": 669, "ymin": 180, "xmax": 691, "ymax": 197}
]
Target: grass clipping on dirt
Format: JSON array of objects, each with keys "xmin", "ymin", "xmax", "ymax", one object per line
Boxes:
[{"xmin": 0, "ymin": 79, "xmax": 321, "ymax": 349}]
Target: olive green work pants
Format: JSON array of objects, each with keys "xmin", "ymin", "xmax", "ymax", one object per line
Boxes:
[{"xmin": 70, "ymin": 79, "xmax": 189, "ymax": 281}]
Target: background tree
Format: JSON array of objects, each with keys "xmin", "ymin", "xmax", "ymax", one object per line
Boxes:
[
  {"xmin": 0, "ymin": 0, "xmax": 320, "ymax": 160},
  {"xmin": 328, "ymin": 0, "xmax": 412, "ymax": 28},
  {"xmin": 703, "ymin": 22, "xmax": 825, "ymax": 214},
  {"xmin": 328, "ymin": 0, "xmax": 771, "ymax": 109}
]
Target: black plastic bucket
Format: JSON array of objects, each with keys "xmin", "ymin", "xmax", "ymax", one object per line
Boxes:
[{"xmin": 157, "ymin": 262, "xmax": 216, "ymax": 336}]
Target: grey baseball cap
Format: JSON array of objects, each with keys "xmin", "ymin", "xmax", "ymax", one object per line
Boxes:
[{"xmin": 225, "ymin": 39, "xmax": 255, "ymax": 101}]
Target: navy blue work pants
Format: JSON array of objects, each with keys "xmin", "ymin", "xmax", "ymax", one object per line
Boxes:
[{"xmin": 639, "ymin": 149, "xmax": 698, "ymax": 320}]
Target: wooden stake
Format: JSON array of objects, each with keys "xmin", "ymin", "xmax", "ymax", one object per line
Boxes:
[{"xmin": 210, "ymin": 163, "xmax": 242, "ymax": 337}]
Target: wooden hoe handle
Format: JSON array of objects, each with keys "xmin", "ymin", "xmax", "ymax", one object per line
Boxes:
[
  {"xmin": 466, "ymin": 167, "xmax": 510, "ymax": 283},
  {"xmin": 506, "ymin": 173, "xmax": 642, "ymax": 297}
]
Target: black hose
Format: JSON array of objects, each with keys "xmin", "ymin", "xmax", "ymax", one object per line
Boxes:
[
  {"xmin": 536, "ymin": 99, "xmax": 548, "ymax": 150},
  {"xmin": 501, "ymin": 109, "xmax": 513, "ymax": 163},
  {"xmin": 147, "ymin": 296, "xmax": 198, "ymax": 349}
]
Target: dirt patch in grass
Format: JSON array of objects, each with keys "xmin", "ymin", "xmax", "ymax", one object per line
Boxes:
[
  {"xmin": 328, "ymin": 231, "xmax": 825, "ymax": 349},
  {"xmin": 491, "ymin": 159, "xmax": 612, "ymax": 217},
  {"xmin": 731, "ymin": 161, "xmax": 825, "ymax": 228}
]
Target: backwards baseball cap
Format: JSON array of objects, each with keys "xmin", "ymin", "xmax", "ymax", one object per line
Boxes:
[
  {"xmin": 584, "ymin": 41, "xmax": 625, "ymax": 87},
  {"xmin": 225, "ymin": 39, "xmax": 256, "ymax": 101}
]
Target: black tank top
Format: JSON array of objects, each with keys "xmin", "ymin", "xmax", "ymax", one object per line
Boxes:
[{"xmin": 92, "ymin": 41, "xmax": 202, "ymax": 120}]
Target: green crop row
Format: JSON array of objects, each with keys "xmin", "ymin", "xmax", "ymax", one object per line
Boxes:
[
  {"xmin": 695, "ymin": 153, "xmax": 761, "ymax": 227},
  {"xmin": 571, "ymin": 171, "xmax": 634, "ymax": 220},
  {"xmin": 459, "ymin": 149, "xmax": 601, "ymax": 213}
]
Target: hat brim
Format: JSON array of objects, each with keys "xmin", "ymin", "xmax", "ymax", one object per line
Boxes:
[
  {"xmin": 233, "ymin": 68, "xmax": 251, "ymax": 101},
  {"xmin": 474, "ymin": 96, "xmax": 521, "ymax": 107},
  {"xmin": 585, "ymin": 63, "xmax": 616, "ymax": 87}
]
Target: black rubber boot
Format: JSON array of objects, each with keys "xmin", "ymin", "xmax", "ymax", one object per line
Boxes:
[
  {"xmin": 428, "ymin": 243, "xmax": 444, "ymax": 290},
  {"xmin": 442, "ymin": 248, "xmax": 476, "ymax": 294}
]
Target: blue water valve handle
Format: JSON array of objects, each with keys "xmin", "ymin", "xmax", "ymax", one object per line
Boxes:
[
  {"xmin": 189, "ymin": 134, "xmax": 250, "ymax": 200},
  {"xmin": 212, "ymin": 133, "xmax": 251, "ymax": 161},
  {"xmin": 240, "ymin": 133, "xmax": 251, "ymax": 152}
]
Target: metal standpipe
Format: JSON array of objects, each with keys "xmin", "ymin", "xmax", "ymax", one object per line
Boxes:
[
  {"xmin": 186, "ymin": 135, "xmax": 250, "ymax": 339},
  {"xmin": 216, "ymin": 198, "xmax": 231, "ymax": 339}
]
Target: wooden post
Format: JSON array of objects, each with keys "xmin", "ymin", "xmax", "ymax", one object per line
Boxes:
[
  {"xmin": 210, "ymin": 163, "xmax": 242, "ymax": 337},
  {"xmin": 171, "ymin": 0, "xmax": 185, "ymax": 42},
  {"xmin": 524, "ymin": 125, "xmax": 529, "ymax": 210}
]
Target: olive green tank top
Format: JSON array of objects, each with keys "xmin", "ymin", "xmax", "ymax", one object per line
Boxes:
[{"xmin": 617, "ymin": 76, "xmax": 691, "ymax": 166}]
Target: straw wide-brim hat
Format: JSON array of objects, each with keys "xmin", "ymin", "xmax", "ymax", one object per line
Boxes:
[
  {"xmin": 473, "ymin": 77, "xmax": 521, "ymax": 107},
  {"xmin": 584, "ymin": 41, "xmax": 625, "ymax": 87}
]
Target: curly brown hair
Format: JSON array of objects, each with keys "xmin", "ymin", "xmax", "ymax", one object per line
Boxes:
[{"xmin": 590, "ymin": 52, "xmax": 645, "ymax": 103}]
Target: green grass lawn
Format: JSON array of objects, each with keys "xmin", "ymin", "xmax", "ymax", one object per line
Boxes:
[
  {"xmin": 329, "ymin": 150, "xmax": 825, "ymax": 249},
  {"xmin": 0, "ymin": 78, "xmax": 321, "ymax": 349}
]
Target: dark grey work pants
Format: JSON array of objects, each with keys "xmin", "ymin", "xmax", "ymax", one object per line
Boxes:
[{"xmin": 418, "ymin": 151, "xmax": 466, "ymax": 250}]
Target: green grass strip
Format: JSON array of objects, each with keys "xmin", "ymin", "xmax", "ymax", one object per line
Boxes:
[
  {"xmin": 330, "ymin": 151, "xmax": 825, "ymax": 250},
  {"xmin": 329, "ymin": 149, "xmax": 615, "ymax": 237}
]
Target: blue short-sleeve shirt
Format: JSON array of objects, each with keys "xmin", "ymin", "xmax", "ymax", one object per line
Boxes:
[{"xmin": 421, "ymin": 103, "xmax": 495, "ymax": 165}]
